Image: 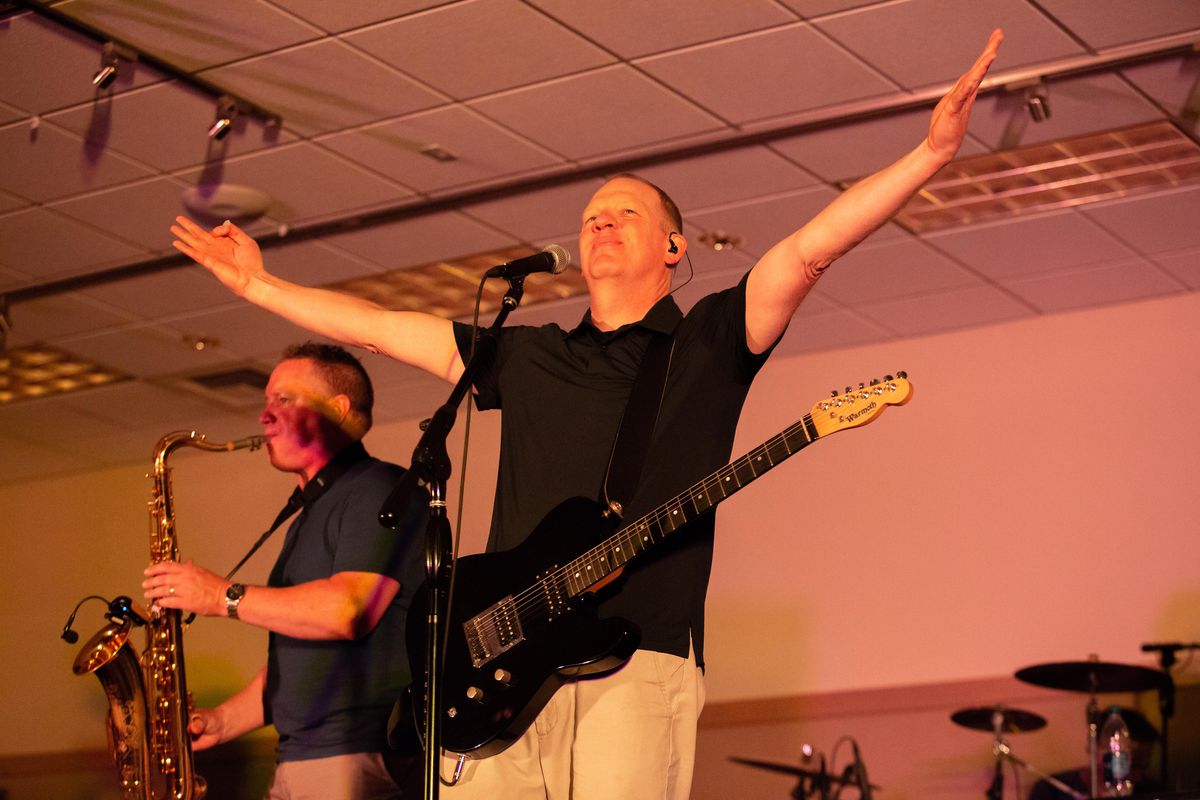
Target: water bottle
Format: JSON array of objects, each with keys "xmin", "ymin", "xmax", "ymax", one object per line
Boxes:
[{"xmin": 1100, "ymin": 706, "xmax": 1134, "ymax": 797}]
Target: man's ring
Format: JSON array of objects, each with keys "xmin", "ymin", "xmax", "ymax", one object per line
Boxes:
[{"xmin": 169, "ymin": 585, "xmax": 176, "ymax": 596}]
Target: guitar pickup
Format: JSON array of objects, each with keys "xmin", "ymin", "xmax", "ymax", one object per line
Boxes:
[{"xmin": 464, "ymin": 596, "xmax": 525, "ymax": 668}]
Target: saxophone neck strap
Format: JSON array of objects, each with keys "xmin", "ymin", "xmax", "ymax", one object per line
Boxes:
[{"xmin": 222, "ymin": 441, "xmax": 369, "ymax": 581}]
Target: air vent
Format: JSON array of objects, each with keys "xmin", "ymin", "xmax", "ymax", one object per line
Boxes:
[{"xmin": 178, "ymin": 366, "xmax": 270, "ymax": 408}]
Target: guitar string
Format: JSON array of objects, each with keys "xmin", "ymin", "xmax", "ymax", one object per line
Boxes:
[
  {"xmin": 470, "ymin": 385, "xmax": 899, "ymax": 638},
  {"xmin": 469, "ymin": 413, "xmax": 820, "ymax": 639}
]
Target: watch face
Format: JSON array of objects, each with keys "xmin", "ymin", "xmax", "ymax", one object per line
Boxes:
[{"xmin": 226, "ymin": 583, "xmax": 245, "ymax": 601}]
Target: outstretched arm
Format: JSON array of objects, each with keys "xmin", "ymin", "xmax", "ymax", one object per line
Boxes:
[
  {"xmin": 744, "ymin": 28, "xmax": 1004, "ymax": 353},
  {"xmin": 171, "ymin": 217, "xmax": 463, "ymax": 383}
]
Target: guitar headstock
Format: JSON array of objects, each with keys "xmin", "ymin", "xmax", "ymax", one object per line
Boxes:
[{"xmin": 810, "ymin": 372, "xmax": 912, "ymax": 437}]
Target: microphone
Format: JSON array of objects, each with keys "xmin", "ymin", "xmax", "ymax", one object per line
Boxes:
[{"xmin": 483, "ymin": 244, "xmax": 570, "ymax": 279}]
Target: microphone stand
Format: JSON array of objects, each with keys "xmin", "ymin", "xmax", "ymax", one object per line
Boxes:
[
  {"xmin": 378, "ymin": 277, "xmax": 527, "ymax": 800},
  {"xmin": 1142, "ymin": 641, "xmax": 1199, "ymax": 790}
]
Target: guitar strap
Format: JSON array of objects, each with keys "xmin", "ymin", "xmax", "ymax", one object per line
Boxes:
[{"xmin": 601, "ymin": 327, "xmax": 677, "ymax": 516}]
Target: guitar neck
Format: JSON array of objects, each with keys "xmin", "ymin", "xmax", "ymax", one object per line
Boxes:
[{"xmin": 561, "ymin": 413, "xmax": 820, "ymax": 596}]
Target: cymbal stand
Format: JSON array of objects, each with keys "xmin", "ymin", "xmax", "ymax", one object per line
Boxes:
[
  {"xmin": 1087, "ymin": 675, "xmax": 1099, "ymax": 800},
  {"xmin": 992, "ymin": 740, "xmax": 1087, "ymax": 800}
]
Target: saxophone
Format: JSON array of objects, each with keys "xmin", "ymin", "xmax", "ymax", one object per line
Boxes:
[{"xmin": 73, "ymin": 430, "xmax": 265, "ymax": 800}]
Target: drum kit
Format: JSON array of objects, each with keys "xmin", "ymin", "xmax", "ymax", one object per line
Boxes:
[
  {"xmin": 952, "ymin": 657, "xmax": 1173, "ymax": 800},
  {"xmin": 732, "ymin": 648, "xmax": 1193, "ymax": 800}
]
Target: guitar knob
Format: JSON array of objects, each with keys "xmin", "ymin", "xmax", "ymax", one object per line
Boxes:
[
  {"xmin": 466, "ymin": 686, "xmax": 486, "ymax": 703},
  {"xmin": 494, "ymin": 669, "xmax": 512, "ymax": 686}
]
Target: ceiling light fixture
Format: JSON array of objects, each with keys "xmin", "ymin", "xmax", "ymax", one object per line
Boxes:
[
  {"xmin": 1025, "ymin": 83, "xmax": 1051, "ymax": 123},
  {"xmin": 207, "ymin": 96, "xmax": 238, "ymax": 140},
  {"xmin": 886, "ymin": 120, "xmax": 1200, "ymax": 233},
  {"xmin": 698, "ymin": 231, "xmax": 742, "ymax": 251},
  {"xmin": 0, "ymin": 345, "xmax": 126, "ymax": 405},
  {"xmin": 91, "ymin": 42, "xmax": 121, "ymax": 90}
]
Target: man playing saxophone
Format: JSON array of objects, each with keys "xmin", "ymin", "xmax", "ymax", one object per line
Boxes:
[{"xmin": 143, "ymin": 342, "xmax": 425, "ymax": 800}]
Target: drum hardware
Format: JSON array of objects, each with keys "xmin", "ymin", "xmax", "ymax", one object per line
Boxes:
[
  {"xmin": 731, "ymin": 740, "xmax": 878, "ymax": 800},
  {"xmin": 951, "ymin": 705, "xmax": 1083, "ymax": 800},
  {"xmin": 1016, "ymin": 658, "xmax": 1172, "ymax": 798}
]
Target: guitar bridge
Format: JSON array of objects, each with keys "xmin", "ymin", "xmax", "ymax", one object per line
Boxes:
[{"xmin": 464, "ymin": 596, "xmax": 525, "ymax": 668}]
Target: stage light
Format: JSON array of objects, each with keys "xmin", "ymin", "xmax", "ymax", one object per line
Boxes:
[
  {"xmin": 92, "ymin": 42, "xmax": 119, "ymax": 89},
  {"xmin": 208, "ymin": 96, "xmax": 238, "ymax": 140},
  {"xmin": 1025, "ymin": 83, "xmax": 1051, "ymax": 123}
]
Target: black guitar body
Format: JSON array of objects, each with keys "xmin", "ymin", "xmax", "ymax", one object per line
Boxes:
[{"xmin": 405, "ymin": 496, "xmax": 642, "ymax": 757}]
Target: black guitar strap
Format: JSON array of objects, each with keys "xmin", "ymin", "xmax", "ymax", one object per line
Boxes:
[{"xmin": 601, "ymin": 328, "xmax": 677, "ymax": 516}]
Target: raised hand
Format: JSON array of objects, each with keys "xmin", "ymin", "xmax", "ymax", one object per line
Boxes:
[
  {"xmin": 170, "ymin": 216, "xmax": 265, "ymax": 297},
  {"xmin": 926, "ymin": 28, "xmax": 1004, "ymax": 161}
]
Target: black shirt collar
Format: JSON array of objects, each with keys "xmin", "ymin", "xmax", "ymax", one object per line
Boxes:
[
  {"xmin": 569, "ymin": 292, "xmax": 683, "ymax": 341},
  {"xmin": 296, "ymin": 440, "xmax": 369, "ymax": 507}
]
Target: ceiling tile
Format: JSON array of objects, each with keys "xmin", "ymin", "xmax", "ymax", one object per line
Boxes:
[
  {"xmin": 635, "ymin": 145, "xmax": 820, "ymax": 214},
  {"xmin": 0, "ymin": 207, "xmax": 145, "ymax": 279},
  {"xmin": 469, "ymin": 65, "xmax": 725, "ymax": 160},
  {"xmin": 320, "ymin": 211, "xmax": 520, "ymax": 271},
  {"xmin": 1080, "ymin": 184, "xmax": 1200, "ymax": 254},
  {"xmin": 45, "ymin": 81, "xmax": 298, "ymax": 172},
  {"xmin": 813, "ymin": 237, "xmax": 986, "ymax": 305},
  {"xmin": 814, "ymin": 0, "xmax": 1083, "ymax": 90},
  {"xmin": 75, "ymin": 266, "xmax": 238, "ymax": 319},
  {"xmin": 1005, "ymin": 257, "xmax": 1186, "ymax": 313},
  {"xmin": 530, "ymin": 0, "xmax": 798, "ymax": 59},
  {"xmin": 463, "ymin": 178, "xmax": 607, "ymax": 243},
  {"xmin": 858, "ymin": 284, "xmax": 1035, "ymax": 338},
  {"xmin": 1121, "ymin": 56, "xmax": 1200, "ymax": 133},
  {"xmin": 48, "ymin": 177, "xmax": 198, "ymax": 252},
  {"xmin": 925, "ymin": 209, "xmax": 1140, "ymax": 281},
  {"xmin": 56, "ymin": 379, "xmax": 238, "ymax": 430},
  {"xmin": 159, "ymin": 304, "xmax": 340, "ymax": 363},
  {"xmin": 0, "ymin": 12, "xmax": 164, "ymax": 115},
  {"xmin": 0, "ymin": 392, "xmax": 129, "ymax": 440},
  {"xmin": 0, "ymin": 435, "xmax": 81, "ymax": 483},
  {"xmin": 636, "ymin": 23, "xmax": 896, "ymax": 124},
  {"xmin": 769, "ymin": 108, "xmax": 989, "ymax": 182},
  {"xmin": 686, "ymin": 186, "xmax": 844, "ymax": 260},
  {"xmin": 317, "ymin": 105, "xmax": 560, "ymax": 194},
  {"xmin": 199, "ymin": 40, "xmax": 446, "ymax": 136},
  {"xmin": 776, "ymin": 304, "xmax": 892, "ymax": 357},
  {"xmin": 967, "ymin": 72, "xmax": 1162, "ymax": 150},
  {"xmin": 176, "ymin": 143, "xmax": 412, "ymax": 224},
  {"xmin": 59, "ymin": 0, "xmax": 321, "ymax": 72},
  {"xmin": 1035, "ymin": 0, "xmax": 1200, "ymax": 49},
  {"xmin": 269, "ymin": 0, "xmax": 448, "ymax": 33},
  {"xmin": 265, "ymin": 239, "xmax": 388, "ymax": 286},
  {"xmin": 780, "ymin": 0, "xmax": 878, "ymax": 18},
  {"xmin": 60, "ymin": 323, "xmax": 257, "ymax": 379},
  {"xmin": 1151, "ymin": 247, "xmax": 1200, "ymax": 289},
  {"xmin": 346, "ymin": 0, "xmax": 614, "ymax": 99},
  {"xmin": 7, "ymin": 293, "xmax": 136, "ymax": 340},
  {"xmin": 0, "ymin": 120, "xmax": 155, "ymax": 202},
  {"xmin": 0, "ymin": 189, "xmax": 30, "ymax": 214}
]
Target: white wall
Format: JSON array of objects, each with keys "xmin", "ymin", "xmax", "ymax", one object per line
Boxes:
[{"xmin": 3, "ymin": 291, "xmax": 1197, "ymax": 757}]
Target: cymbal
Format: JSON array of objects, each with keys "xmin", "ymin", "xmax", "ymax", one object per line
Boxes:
[
  {"xmin": 729, "ymin": 757, "xmax": 880, "ymax": 790},
  {"xmin": 950, "ymin": 706, "xmax": 1047, "ymax": 733},
  {"xmin": 1015, "ymin": 661, "xmax": 1169, "ymax": 693}
]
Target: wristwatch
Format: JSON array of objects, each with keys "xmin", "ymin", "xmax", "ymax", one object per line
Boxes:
[{"xmin": 225, "ymin": 583, "xmax": 246, "ymax": 619}]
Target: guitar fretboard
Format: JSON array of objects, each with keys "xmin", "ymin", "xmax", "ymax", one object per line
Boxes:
[{"xmin": 474, "ymin": 412, "xmax": 822, "ymax": 636}]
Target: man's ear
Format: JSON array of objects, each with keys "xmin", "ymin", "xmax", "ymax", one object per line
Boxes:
[{"xmin": 666, "ymin": 232, "xmax": 686, "ymax": 266}]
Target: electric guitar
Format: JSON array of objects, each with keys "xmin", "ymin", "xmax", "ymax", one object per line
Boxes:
[{"xmin": 406, "ymin": 374, "xmax": 913, "ymax": 757}]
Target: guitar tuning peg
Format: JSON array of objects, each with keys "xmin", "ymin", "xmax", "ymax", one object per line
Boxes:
[
  {"xmin": 858, "ymin": 382, "xmax": 865, "ymax": 390},
  {"xmin": 884, "ymin": 374, "xmax": 894, "ymax": 382},
  {"xmin": 897, "ymin": 369, "xmax": 907, "ymax": 379},
  {"xmin": 844, "ymin": 386, "xmax": 852, "ymax": 395},
  {"xmin": 830, "ymin": 389, "xmax": 838, "ymax": 398},
  {"xmin": 869, "ymin": 378, "xmax": 880, "ymax": 386}
]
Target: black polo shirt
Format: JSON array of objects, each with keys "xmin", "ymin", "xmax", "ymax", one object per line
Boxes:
[{"xmin": 454, "ymin": 273, "xmax": 774, "ymax": 665}]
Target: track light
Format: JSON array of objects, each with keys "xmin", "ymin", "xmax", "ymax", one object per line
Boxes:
[
  {"xmin": 1025, "ymin": 83, "xmax": 1051, "ymax": 123},
  {"xmin": 92, "ymin": 42, "xmax": 120, "ymax": 90},
  {"xmin": 208, "ymin": 96, "xmax": 238, "ymax": 140}
]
